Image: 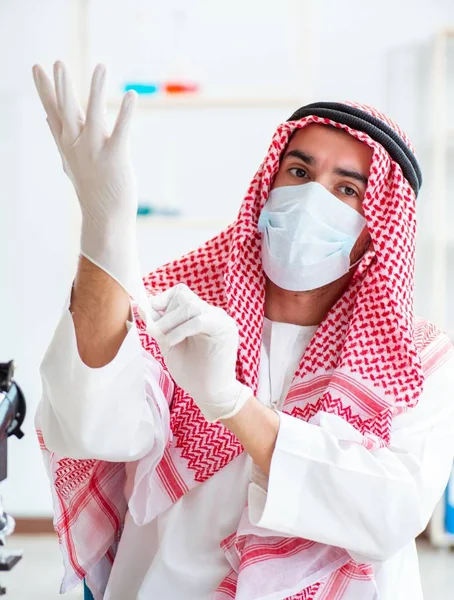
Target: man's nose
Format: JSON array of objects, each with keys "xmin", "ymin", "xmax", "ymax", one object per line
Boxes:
[{"xmin": 313, "ymin": 175, "xmax": 331, "ymax": 193}]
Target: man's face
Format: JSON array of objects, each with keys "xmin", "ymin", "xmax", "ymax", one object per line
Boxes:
[{"xmin": 272, "ymin": 123, "xmax": 374, "ymax": 263}]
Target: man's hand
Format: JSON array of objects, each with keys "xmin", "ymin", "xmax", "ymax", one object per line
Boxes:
[
  {"xmin": 32, "ymin": 61, "xmax": 147, "ymax": 310},
  {"xmin": 148, "ymin": 284, "xmax": 253, "ymax": 422}
]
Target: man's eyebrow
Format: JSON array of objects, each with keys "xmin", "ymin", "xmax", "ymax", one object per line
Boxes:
[
  {"xmin": 282, "ymin": 150, "xmax": 369, "ymax": 185},
  {"xmin": 334, "ymin": 168, "xmax": 369, "ymax": 186},
  {"xmin": 282, "ymin": 149, "xmax": 315, "ymax": 164}
]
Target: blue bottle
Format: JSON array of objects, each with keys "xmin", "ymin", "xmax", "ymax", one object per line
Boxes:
[{"xmin": 123, "ymin": 83, "xmax": 159, "ymax": 95}]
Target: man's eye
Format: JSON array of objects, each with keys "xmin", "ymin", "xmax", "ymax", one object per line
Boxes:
[
  {"xmin": 339, "ymin": 186, "xmax": 357, "ymax": 197},
  {"xmin": 289, "ymin": 167, "xmax": 308, "ymax": 179}
]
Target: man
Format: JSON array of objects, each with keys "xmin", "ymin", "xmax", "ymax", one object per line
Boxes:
[{"xmin": 33, "ymin": 61, "xmax": 454, "ymax": 600}]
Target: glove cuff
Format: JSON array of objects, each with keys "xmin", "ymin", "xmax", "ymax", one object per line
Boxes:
[
  {"xmin": 203, "ymin": 381, "xmax": 254, "ymax": 423},
  {"xmin": 80, "ymin": 219, "xmax": 149, "ymax": 314}
]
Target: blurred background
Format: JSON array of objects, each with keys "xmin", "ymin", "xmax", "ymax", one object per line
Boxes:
[{"xmin": 1, "ymin": 0, "xmax": 454, "ymax": 598}]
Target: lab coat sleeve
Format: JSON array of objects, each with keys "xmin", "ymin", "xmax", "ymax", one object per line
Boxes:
[
  {"xmin": 248, "ymin": 356, "xmax": 454, "ymax": 562},
  {"xmin": 37, "ymin": 298, "xmax": 172, "ymax": 462}
]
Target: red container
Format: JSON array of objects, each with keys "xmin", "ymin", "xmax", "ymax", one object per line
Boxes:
[{"xmin": 164, "ymin": 82, "xmax": 199, "ymax": 94}]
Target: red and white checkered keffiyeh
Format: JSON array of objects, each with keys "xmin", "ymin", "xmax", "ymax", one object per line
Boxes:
[{"xmin": 37, "ymin": 103, "xmax": 453, "ymax": 599}]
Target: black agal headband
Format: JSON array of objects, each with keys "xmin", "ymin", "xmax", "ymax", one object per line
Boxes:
[{"xmin": 288, "ymin": 102, "xmax": 422, "ymax": 197}]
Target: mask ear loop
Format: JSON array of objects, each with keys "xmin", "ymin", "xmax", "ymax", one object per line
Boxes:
[
  {"xmin": 348, "ymin": 256, "xmax": 363, "ymax": 271},
  {"xmin": 348, "ymin": 223, "xmax": 373, "ymax": 271},
  {"xmin": 349, "ymin": 236, "xmax": 374, "ymax": 271}
]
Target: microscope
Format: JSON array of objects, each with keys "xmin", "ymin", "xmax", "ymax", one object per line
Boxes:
[{"xmin": 0, "ymin": 361, "xmax": 26, "ymax": 595}]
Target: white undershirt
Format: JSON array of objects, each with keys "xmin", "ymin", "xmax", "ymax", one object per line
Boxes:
[{"xmin": 38, "ymin": 306, "xmax": 454, "ymax": 599}]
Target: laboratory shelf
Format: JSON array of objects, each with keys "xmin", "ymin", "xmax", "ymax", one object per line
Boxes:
[
  {"xmin": 107, "ymin": 96, "xmax": 305, "ymax": 110},
  {"xmin": 135, "ymin": 216, "xmax": 231, "ymax": 229}
]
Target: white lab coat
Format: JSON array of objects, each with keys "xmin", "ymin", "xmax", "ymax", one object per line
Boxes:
[{"xmin": 38, "ymin": 305, "xmax": 454, "ymax": 599}]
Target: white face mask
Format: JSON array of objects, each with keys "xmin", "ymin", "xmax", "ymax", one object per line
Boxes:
[{"xmin": 258, "ymin": 182, "xmax": 367, "ymax": 291}]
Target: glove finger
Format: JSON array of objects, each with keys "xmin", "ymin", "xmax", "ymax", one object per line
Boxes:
[
  {"xmin": 164, "ymin": 313, "xmax": 222, "ymax": 348},
  {"xmin": 46, "ymin": 118, "xmax": 71, "ymax": 175},
  {"xmin": 109, "ymin": 90, "xmax": 137, "ymax": 147},
  {"xmin": 151, "ymin": 302, "xmax": 201, "ymax": 336},
  {"xmin": 150, "ymin": 284, "xmax": 200, "ymax": 313},
  {"xmin": 85, "ymin": 64, "xmax": 107, "ymax": 138},
  {"xmin": 148, "ymin": 306, "xmax": 162, "ymax": 322},
  {"xmin": 45, "ymin": 118, "xmax": 62, "ymax": 152},
  {"xmin": 53, "ymin": 60, "xmax": 85, "ymax": 143},
  {"xmin": 146, "ymin": 320, "xmax": 171, "ymax": 354},
  {"xmin": 149, "ymin": 288, "xmax": 175, "ymax": 312},
  {"xmin": 32, "ymin": 64, "xmax": 62, "ymax": 137}
]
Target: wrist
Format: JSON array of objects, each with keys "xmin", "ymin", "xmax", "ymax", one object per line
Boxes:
[
  {"xmin": 80, "ymin": 217, "xmax": 147, "ymax": 311},
  {"xmin": 203, "ymin": 381, "xmax": 254, "ymax": 423},
  {"xmin": 80, "ymin": 217, "xmax": 139, "ymax": 270},
  {"xmin": 221, "ymin": 398, "xmax": 280, "ymax": 476},
  {"xmin": 81, "ymin": 213, "xmax": 137, "ymax": 244}
]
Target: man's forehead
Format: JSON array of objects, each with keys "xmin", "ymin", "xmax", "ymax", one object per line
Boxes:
[
  {"xmin": 287, "ymin": 123, "xmax": 362, "ymax": 149},
  {"xmin": 283, "ymin": 124, "xmax": 373, "ymax": 166}
]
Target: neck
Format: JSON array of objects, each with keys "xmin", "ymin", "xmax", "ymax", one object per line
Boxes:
[{"xmin": 264, "ymin": 272, "xmax": 354, "ymax": 326}]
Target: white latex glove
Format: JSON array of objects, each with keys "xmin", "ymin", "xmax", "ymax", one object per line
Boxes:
[
  {"xmin": 32, "ymin": 61, "xmax": 148, "ymax": 311},
  {"xmin": 147, "ymin": 284, "xmax": 253, "ymax": 423}
]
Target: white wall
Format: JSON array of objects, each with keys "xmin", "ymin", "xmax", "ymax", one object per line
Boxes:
[
  {"xmin": 1, "ymin": 0, "xmax": 453, "ymax": 517},
  {"xmin": 311, "ymin": 0, "xmax": 454, "ymax": 109},
  {"xmin": 0, "ymin": 0, "xmax": 80, "ymax": 517}
]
